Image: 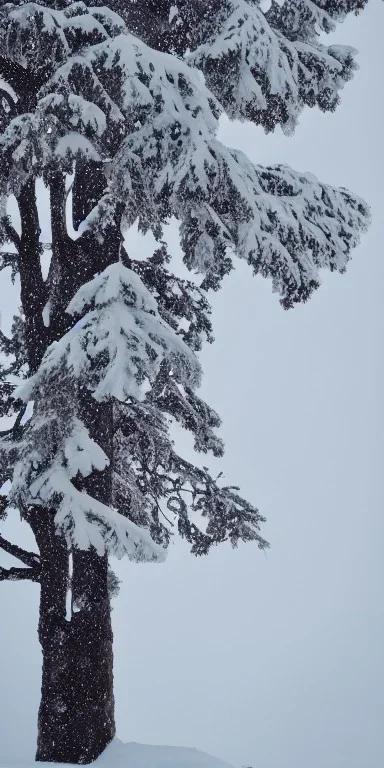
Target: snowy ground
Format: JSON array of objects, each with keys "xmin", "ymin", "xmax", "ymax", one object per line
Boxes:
[{"xmin": 0, "ymin": 739, "xmax": 235, "ymax": 768}]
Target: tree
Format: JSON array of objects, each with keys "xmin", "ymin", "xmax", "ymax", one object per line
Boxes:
[{"xmin": 0, "ymin": 0, "xmax": 369, "ymax": 764}]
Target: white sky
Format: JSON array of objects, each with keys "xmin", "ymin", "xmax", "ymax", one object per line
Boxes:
[{"xmin": 0, "ymin": 3, "xmax": 383, "ymax": 768}]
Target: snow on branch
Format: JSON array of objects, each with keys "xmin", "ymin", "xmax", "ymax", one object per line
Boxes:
[
  {"xmin": 8, "ymin": 406, "xmax": 166, "ymax": 562},
  {"xmin": 266, "ymin": 0, "xmax": 368, "ymax": 42},
  {"xmin": 0, "ymin": 0, "xmax": 369, "ymax": 563},
  {"xmin": 38, "ymin": 465, "xmax": 166, "ymax": 562},
  {"xmin": 104, "ymin": 119, "xmax": 369, "ymax": 302},
  {"xmin": 0, "ymin": 2, "xmax": 369, "ymax": 310},
  {"xmin": 187, "ymin": 0, "xmax": 368, "ymax": 132},
  {"xmin": 18, "ymin": 262, "xmax": 202, "ymax": 404}
]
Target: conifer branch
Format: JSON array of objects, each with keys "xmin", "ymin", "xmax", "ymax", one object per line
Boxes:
[
  {"xmin": 0, "ymin": 535, "xmax": 40, "ymax": 569},
  {"xmin": 0, "ymin": 251, "xmax": 19, "ymax": 271},
  {"xmin": 0, "ymin": 565, "xmax": 40, "ymax": 582}
]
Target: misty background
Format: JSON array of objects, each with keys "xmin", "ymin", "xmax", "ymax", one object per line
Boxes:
[{"xmin": 1, "ymin": 2, "xmax": 383, "ymax": 767}]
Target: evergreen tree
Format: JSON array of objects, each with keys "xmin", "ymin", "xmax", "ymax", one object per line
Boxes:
[{"xmin": 0, "ymin": 1, "xmax": 369, "ymax": 763}]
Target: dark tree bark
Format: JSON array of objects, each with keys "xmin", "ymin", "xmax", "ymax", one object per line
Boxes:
[
  {"xmin": 72, "ymin": 159, "xmax": 106, "ymax": 232},
  {"xmin": 29, "ymin": 510, "xmax": 72, "ymax": 763},
  {"xmin": 31, "ymin": 513, "xmax": 115, "ymax": 764},
  {"xmin": 66, "ymin": 550, "xmax": 115, "ymax": 764},
  {"xmin": 16, "ymin": 180, "xmax": 47, "ymax": 373}
]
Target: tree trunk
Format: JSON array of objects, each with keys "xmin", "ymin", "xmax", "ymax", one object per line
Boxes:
[
  {"xmin": 30, "ymin": 394, "xmax": 116, "ymax": 763},
  {"xmin": 33, "ymin": 531, "xmax": 115, "ymax": 763},
  {"xmin": 29, "ymin": 510, "xmax": 72, "ymax": 762},
  {"xmin": 62, "ymin": 394, "xmax": 116, "ymax": 764},
  {"xmin": 18, "ymin": 167, "xmax": 120, "ymax": 764},
  {"xmin": 16, "ymin": 180, "xmax": 47, "ymax": 373},
  {"xmin": 67, "ymin": 550, "xmax": 115, "ymax": 764}
]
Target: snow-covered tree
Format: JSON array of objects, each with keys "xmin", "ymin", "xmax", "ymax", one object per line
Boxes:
[{"xmin": 0, "ymin": 0, "xmax": 369, "ymax": 763}]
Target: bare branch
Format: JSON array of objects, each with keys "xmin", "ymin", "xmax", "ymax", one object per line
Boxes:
[
  {"xmin": 0, "ymin": 565, "xmax": 40, "ymax": 582},
  {"xmin": 0, "ymin": 403, "xmax": 27, "ymax": 437},
  {"xmin": 0, "ymin": 535, "xmax": 40, "ymax": 568},
  {"xmin": 3, "ymin": 220, "xmax": 21, "ymax": 251}
]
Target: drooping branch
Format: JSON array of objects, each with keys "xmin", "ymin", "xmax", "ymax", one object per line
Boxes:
[
  {"xmin": 0, "ymin": 534, "xmax": 40, "ymax": 568},
  {"xmin": 0, "ymin": 564, "xmax": 40, "ymax": 582}
]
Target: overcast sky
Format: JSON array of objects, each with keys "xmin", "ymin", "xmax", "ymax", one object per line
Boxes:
[{"xmin": 1, "ymin": 3, "xmax": 383, "ymax": 768}]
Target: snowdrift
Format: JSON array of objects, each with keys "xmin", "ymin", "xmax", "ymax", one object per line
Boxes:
[{"xmin": 0, "ymin": 739, "xmax": 235, "ymax": 768}]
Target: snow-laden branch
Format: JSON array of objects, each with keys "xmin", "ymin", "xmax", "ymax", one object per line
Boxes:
[
  {"xmin": 8, "ymin": 403, "xmax": 167, "ymax": 562},
  {"xmin": 18, "ymin": 262, "xmax": 202, "ymax": 404},
  {"xmin": 0, "ymin": 4, "xmax": 369, "ymax": 307},
  {"xmin": 0, "ymin": 0, "xmax": 370, "ymax": 563}
]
